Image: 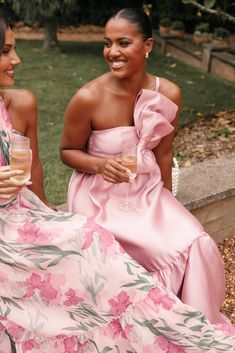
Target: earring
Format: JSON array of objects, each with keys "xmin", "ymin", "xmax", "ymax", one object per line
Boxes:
[{"xmin": 145, "ymin": 52, "xmax": 149, "ymax": 59}]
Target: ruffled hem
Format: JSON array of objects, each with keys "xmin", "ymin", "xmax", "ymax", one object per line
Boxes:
[{"xmin": 1, "ymin": 286, "xmax": 234, "ymax": 353}]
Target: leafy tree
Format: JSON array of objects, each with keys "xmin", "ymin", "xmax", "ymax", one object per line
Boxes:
[
  {"xmin": 182, "ymin": 0, "xmax": 235, "ymax": 23},
  {"xmin": 11, "ymin": 0, "xmax": 79, "ymax": 50}
]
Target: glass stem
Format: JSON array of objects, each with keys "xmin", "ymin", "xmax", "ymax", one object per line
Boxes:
[
  {"xmin": 125, "ymin": 182, "xmax": 130, "ymax": 205},
  {"xmin": 16, "ymin": 193, "xmax": 20, "ymax": 210}
]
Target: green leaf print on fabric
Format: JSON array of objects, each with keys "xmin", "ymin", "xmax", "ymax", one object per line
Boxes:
[{"xmin": 0, "ymin": 130, "xmax": 10, "ymax": 164}]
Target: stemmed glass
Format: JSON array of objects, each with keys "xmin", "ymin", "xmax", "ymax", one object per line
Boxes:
[
  {"xmin": 8, "ymin": 135, "xmax": 32, "ymax": 223},
  {"xmin": 118, "ymin": 143, "xmax": 137, "ymax": 211}
]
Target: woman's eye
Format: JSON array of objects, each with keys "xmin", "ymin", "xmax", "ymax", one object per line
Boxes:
[
  {"xmin": 120, "ymin": 41, "xmax": 130, "ymax": 47},
  {"xmin": 104, "ymin": 41, "xmax": 111, "ymax": 48}
]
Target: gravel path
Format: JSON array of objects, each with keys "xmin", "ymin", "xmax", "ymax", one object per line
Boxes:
[{"xmin": 219, "ymin": 237, "xmax": 235, "ymax": 324}]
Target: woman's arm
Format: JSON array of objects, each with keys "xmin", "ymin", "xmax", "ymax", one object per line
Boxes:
[
  {"xmin": 7, "ymin": 89, "xmax": 48, "ymax": 204},
  {"xmin": 153, "ymin": 79, "xmax": 182, "ymax": 191},
  {"xmin": 60, "ymin": 89, "xmax": 129, "ymax": 184}
]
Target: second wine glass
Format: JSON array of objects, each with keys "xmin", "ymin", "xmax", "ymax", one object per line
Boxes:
[
  {"xmin": 8, "ymin": 135, "xmax": 32, "ymax": 223},
  {"xmin": 118, "ymin": 143, "xmax": 137, "ymax": 212}
]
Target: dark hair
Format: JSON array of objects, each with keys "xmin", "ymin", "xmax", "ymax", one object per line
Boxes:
[
  {"xmin": 0, "ymin": 17, "xmax": 10, "ymax": 55},
  {"xmin": 109, "ymin": 7, "xmax": 152, "ymax": 41}
]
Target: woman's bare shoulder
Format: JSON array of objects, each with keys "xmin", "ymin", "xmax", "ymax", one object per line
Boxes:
[
  {"xmin": 159, "ymin": 77, "xmax": 181, "ymax": 106},
  {"xmin": 3, "ymin": 89, "xmax": 36, "ymax": 112},
  {"xmin": 72, "ymin": 74, "xmax": 108, "ymax": 106}
]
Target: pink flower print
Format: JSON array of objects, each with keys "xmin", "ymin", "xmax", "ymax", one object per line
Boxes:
[
  {"xmin": 147, "ymin": 287, "xmax": 175, "ymax": 310},
  {"xmin": 81, "ymin": 230, "xmax": 94, "ymax": 250},
  {"xmin": 86, "ymin": 220, "xmax": 114, "ymax": 247},
  {"xmin": 63, "ymin": 336, "xmax": 86, "ymax": 353},
  {"xmin": 24, "ymin": 273, "xmax": 42, "ymax": 298},
  {"xmin": 155, "ymin": 336, "xmax": 186, "ymax": 353},
  {"xmin": 63, "ymin": 337, "xmax": 77, "ymax": 352},
  {"xmin": 110, "ymin": 319, "xmax": 127, "ymax": 339},
  {"xmin": 24, "ymin": 273, "xmax": 58, "ymax": 301},
  {"xmin": 17, "ymin": 221, "xmax": 49, "ymax": 244},
  {"xmin": 1, "ymin": 103, "xmax": 11, "ymax": 127},
  {"xmin": 22, "ymin": 339, "xmax": 39, "ymax": 353},
  {"xmin": 108, "ymin": 291, "xmax": 131, "ymax": 316},
  {"xmin": 99, "ymin": 228, "xmax": 113, "ymax": 247},
  {"xmin": 40, "ymin": 281, "xmax": 57, "ymax": 300},
  {"xmin": 63, "ymin": 289, "xmax": 84, "ymax": 306},
  {"xmin": 7, "ymin": 323, "xmax": 23, "ymax": 341},
  {"xmin": 40, "ymin": 274, "xmax": 58, "ymax": 300},
  {"xmin": 214, "ymin": 323, "xmax": 235, "ymax": 336},
  {"xmin": 123, "ymin": 323, "xmax": 133, "ymax": 338}
]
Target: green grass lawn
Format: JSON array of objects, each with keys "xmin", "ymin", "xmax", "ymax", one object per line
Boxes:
[{"xmin": 14, "ymin": 39, "xmax": 235, "ymax": 205}]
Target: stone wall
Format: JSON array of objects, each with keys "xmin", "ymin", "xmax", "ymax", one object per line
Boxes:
[{"xmin": 177, "ymin": 154, "xmax": 235, "ymax": 243}]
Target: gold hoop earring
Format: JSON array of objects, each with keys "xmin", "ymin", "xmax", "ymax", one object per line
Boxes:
[{"xmin": 145, "ymin": 52, "xmax": 149, "ymax": 59}]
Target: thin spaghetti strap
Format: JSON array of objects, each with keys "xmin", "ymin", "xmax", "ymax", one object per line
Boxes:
[{"xmin": 155, "ymin": 76, "xmax": 160, "ymax": 92}]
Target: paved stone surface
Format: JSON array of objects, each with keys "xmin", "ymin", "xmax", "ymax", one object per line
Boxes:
[{"xmin": 177, "ymin": 153, "xmax": 235, "ymax": 210}]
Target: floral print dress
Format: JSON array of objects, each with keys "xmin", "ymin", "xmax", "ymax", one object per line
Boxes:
[{"xmin": 0, "ymin": 96, "xmax": 234, "ymax": 353}]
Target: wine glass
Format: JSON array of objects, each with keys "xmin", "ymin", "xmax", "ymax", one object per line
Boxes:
[
  {"xmin": 118, "ymin": 143, "xmax": 137, "ymax": 211},
  {"xmin": 8, "ymin": 135, "xmax": 32, "ymax": 223}
]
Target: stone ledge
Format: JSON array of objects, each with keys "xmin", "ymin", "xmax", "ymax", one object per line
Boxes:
[
  {"xmin": 177, "ymin": 154, "xmax": 235, "ymax": 242},
  {"xmin": 177, "ymin": 153, "xmax": 235, "ymax": 210}
]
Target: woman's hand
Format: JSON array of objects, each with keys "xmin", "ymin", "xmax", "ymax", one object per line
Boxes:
[
  {"xmin": 99, "ymin": 158, "xmax": 131, "ymax": 184},
  {"xmin": 0, "ymin": 165, "xmax": 31, "ymax": 201}
]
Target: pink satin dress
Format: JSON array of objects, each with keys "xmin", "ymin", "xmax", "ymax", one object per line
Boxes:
[{"xmin": 67, "ymin": 78, "xmax": 226, "ymax": 324}]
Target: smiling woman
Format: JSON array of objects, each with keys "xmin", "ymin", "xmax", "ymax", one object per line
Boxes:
[
  {"xmin": 60, "ymin": 7, "xmax": 232, "ymax": 327},
  {"xmin": 0, "ymin": 17, "xmax": 48, "ymax": 205}
]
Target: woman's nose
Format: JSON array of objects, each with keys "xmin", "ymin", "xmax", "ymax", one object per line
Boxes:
[
  {"xmin": 109, "ymin": 44, "xmax": 120, "ymax": 56},
  {"xmin": 11, "ymin": 51, "xmax": 21, "ymax": 65}
]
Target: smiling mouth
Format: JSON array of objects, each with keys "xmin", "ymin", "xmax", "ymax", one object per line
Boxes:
[
  {"xmin": 110, "ymin": 61, "xmax": 126, "ymax": 69},
  {"xmin": 5, "ymin": 70, "xmax": 14, "ymax": 78}
]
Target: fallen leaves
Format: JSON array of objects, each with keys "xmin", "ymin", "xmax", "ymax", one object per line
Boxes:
[{"xmin": 174, "ymin": 109, "xmax": 235, "ymax": 167}]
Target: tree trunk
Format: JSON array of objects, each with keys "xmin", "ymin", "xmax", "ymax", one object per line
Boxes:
[{"xmin": 42, "ymin": 18, "xmax": 60, "ymax": 51}]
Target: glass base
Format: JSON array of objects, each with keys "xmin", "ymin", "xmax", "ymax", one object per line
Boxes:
[
  {"xmin": 118, "ymin": 200, "xmax": 135, "ymax": 212},
  {"xmin": 7, "ymin": 209, "xmax": 29, "ymax": 223}
]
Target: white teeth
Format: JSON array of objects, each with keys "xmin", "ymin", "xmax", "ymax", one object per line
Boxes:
[
  {"xmin": 111, "ymin": 61, "xmax": 125, "ymax": 69},
  {"xmin": 6, "ymin": 70, "xmax": 14, "ymax": 76}
]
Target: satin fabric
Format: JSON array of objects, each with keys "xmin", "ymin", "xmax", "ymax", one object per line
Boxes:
[{"xmin": 68, "ymin": 86, "xmax": 226, "ymax": 324}]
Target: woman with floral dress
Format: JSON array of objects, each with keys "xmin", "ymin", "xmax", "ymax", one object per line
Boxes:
[{"xmin": 0, "ymin": 16, "xmax": 234, "ymax": 353}]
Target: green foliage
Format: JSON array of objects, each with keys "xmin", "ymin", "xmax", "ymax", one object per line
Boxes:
[
  {"xmin": 156, "ymin": 0, "xmax": 185, "ymax": 24},
  {"xmin": 11, "ymin": 0, "xmax": 78, "ymax": 24},
  {"xmin": 195, "ymin": 22, "xmax": 210, "ymax": 33},
  {"xmin": 204, "ymin": 0, "xmax": 216, "ymax": 8},
  {"xmin": 213, "ymin": 26, "xmax": 230, "ymax": 38},
  {"xmin": 171, "ymin": 20, "xmax": 185, "ymax": 30},
  {"xmin": 159, "ymin": 17, "xmax": 171, "ymax": 27}
]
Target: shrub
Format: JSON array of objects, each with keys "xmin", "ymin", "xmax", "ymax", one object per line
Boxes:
[
  {"xmin": 213, "ymin": 27, "xmax": 230, "ymax": 40},
  {"xmin": 171, "ymin": 20, "xmax": 184, "ymax": 31},
  {"xmin": 159, "ymin": 17, "xmax": 171, "ymax": 27},
  {"xmin": 194, "ymin": 22, "xmax": 210, "ymax": 34}
]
